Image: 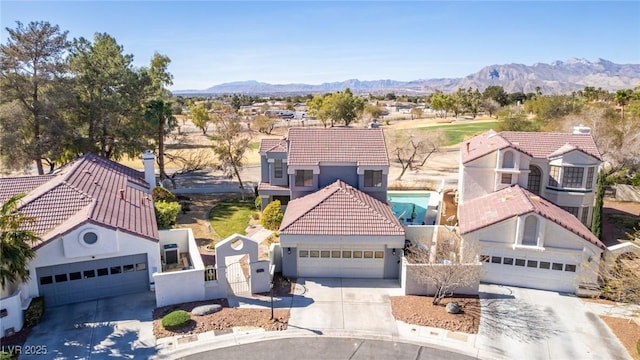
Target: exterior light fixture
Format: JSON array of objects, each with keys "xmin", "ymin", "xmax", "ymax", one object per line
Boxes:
[
  {"xmin": 392, "ymin": 249, "xmax": 396, "ymax": 255},
  {"xmin": 287, "ymin": 247, "xmax": 291, "ymax": 255}
]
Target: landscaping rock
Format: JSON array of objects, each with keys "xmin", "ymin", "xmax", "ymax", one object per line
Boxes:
[
  {"xmin": 192, "ymin": 304, "xmax": 222, "ymax": 316},
  {"xmin": 445, "ymin": 301, "xmax": 461, "ymax": 314}
]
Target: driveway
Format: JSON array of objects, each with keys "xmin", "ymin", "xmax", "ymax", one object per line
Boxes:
[
  {"xmin": 476, "ymin": 284, "xmax": 632, "ymax": 360},
  {"xmin": 288, "ymin": 278, "xmax": 404, "ymax": 337},
  {"xmin": 21, "ymin": 291, "xmax": 156, "ymax": 359}
]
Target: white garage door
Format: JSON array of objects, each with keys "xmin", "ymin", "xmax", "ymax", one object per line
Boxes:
[
  {"xmin": 480, "ymin": 254, "xmax": 577, "ymax": 292},
  {"xmin": 297, "ymin": 247, "xmax": 385, "ymax": 278}
]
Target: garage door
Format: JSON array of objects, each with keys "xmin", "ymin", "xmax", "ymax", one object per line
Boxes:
[
  {"xmin": 297, "ymin": 247, "xmax": 385, "ymax": 278},
  {"xmin": 480, "ymin": 254, "xmax": 577, "ymax": 292},
  {"xmin": 36, "ymin": 254, "xmax": 149, "ymax": 307}
]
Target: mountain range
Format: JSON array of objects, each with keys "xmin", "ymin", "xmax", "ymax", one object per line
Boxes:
[{"xmin": 173, "ymin": 58, "xmax": 640, "ymax": 96}]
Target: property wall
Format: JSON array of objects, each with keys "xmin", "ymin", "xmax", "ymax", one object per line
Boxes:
[
  {"xmin": 154, "ymin": 268, "xmax": 205, "ymax": 307},
  {"xmin": 383, "ymin": 247, "xmax": 401, "ymax": 279},
  {"xmin": 281, "ymin": 246, "xmax": 297, "ymax": 278},
  {"xmin": 270, "ymin": 243, "xmax": 283, "ymax": 273},
  {"xmin": 405, "ymin": 226, "xmax": 435, "ymax": 247},
  {"xmin": 25, "ymin": 226, "xmax": 161, "ymax": 299},
  {"xmin": 250, "ymin": 260, "xmax": 271, "ymax": 293},
  {"xmin": 0, "ymin": 290, "xmax": 24, "ymax": 335},
  {"xmin": 400, "ymin": 258, "xmax": 480, "ymax": 296}
]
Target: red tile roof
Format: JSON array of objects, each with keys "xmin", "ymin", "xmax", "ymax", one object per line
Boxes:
[
  {"xmin": 0, "ymin": 175, "xmax": 56, "ymax": 203},
  {"xmin": 287, "ymin": 128, "xmax": 389, "ymax": 166},
  {"xmin": 257, "ymin": 182, "xmax": 290, "ymax": 192},
  {"xmin": 0, "ymin": 153, "xmax": 158, "ymax": 248},
  {"xmin": 280, "ymin": 180, "xmax": 404, "ymax": 236},
  {"xmin": 259, "ymin": 138, "xmax": 287, "ymax": 153},
  {"xmin": 461, "ymin": 130, "xmax": 602, "ymax": 164},
  {"xmin": 458, "ymin": 185, "xmax": 604, "ymax": 249}
]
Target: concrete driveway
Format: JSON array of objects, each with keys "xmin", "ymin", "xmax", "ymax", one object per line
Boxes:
[
  {"xmin": 21, "ymin": 291, "xmax": 156, "ymax": 359},
  {"xmin": 476, "ymin": 284, "xmax": 631, "ymax": 360},
  {"xmin": 288, "ymin": 278, "xmax": 404, "ymax": 337}
]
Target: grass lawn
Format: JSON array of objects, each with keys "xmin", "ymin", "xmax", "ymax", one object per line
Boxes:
[
  {"xmin": 418, "ymin": 121, "xmax": 500, "ymax": 145},
  {"xmin": 208, "ymin": 198, "xmax": 256, "ymax": 240}
]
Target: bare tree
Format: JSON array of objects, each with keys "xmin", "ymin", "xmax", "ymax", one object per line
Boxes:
[
  {"xmin": 163, "ymin": 148, "xmax": 215, "ymax": 188},
  {"xmin": 406, "ymin": 227, "xmax": 481, "ymax": 305},
  {"xmin": 387, "ymin": 129, "xmax": 446, "ymax": 180},
  {"xmin": 254, "ymin": 114, "xmax": 276, "ymax": 134},
  {"xmin": 598, "ymin": 250, "xmax": 640, "ymax": 304},
  {"xmin": 210, "ymin": 107, "xmax": 252, "ymax": 200}
]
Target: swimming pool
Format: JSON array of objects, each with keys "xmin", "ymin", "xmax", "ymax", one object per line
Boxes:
[{"xmin": 387, "ymin": 191, "xmax": 437, "ymax": 225}]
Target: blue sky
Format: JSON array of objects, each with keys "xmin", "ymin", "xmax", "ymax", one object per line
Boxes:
[{"xmin": 2, "ymin": 1, "xmax": 639, "ymax": 90}]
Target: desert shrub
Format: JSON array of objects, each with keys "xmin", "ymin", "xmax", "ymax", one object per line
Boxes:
[
  {"xmin": 261, "ymin": 200, "xmax": 283, "ymax": 230},
  {"xmin": 25, "ymin": 296, "xmax": 45, "ymax": 327},
  {"xmin": 155, "ymin": 201, "xmax": 182, "ymax": 229},
  {"xmin": 152, "ymin": 186, "xmax": 177, "ymax": 203},
  {"xmin": 162, "ymin": 310, "xmax": 190, "ymax": 329}
]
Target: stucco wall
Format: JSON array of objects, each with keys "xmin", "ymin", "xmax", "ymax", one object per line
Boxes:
[
  {"xmin": 401, "ymin": 258, "xmax": 480, "ymax": 296},
  {"xmin": 154, "ymin": 268, "xmax": 205, "ymax": 307},
  {"xmin": 0, "ymin": 290, "xmax": 24, "ymax": 335},
  {"xmin": 318, "ymin": 165, "xmax": 358, "ymax": 188}
]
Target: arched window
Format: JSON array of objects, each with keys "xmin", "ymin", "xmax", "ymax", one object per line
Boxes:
[
  {"xmin": 502, "ymin": 151, "xmax": 515, "ymax": 168},
  {"xmin": 527, "ymin": 165, "xmax": 542, "ymax": 195},
  {"xmin": 522, "ymin": 215, "xmax": 538, "ymax": 246}
]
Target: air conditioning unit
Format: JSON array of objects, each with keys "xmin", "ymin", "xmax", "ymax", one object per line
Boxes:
[{"xmin": 163, "ymin": 243, "xmax": 178, "ymax": 264}]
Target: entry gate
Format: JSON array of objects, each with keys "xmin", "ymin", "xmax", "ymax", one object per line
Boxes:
[{"xmin": 226, "ymin": 261, "xmax": 250, "ymax": 295}]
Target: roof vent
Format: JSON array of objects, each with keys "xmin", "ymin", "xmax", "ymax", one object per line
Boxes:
[{"xmin": 119, "ymin": 189, "xmax": 125, "ymax": 200}]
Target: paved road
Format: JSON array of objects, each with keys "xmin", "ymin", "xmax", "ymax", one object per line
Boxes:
[{"xmin": 180, "ymin": 337, "xmax": 475, "ymax": 360}]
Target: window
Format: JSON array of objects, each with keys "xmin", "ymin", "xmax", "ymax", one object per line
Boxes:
[
  {"xmin": 82, "ymin": 231, "xmax": 98, "ymax": 245},
  {"xmin": 320, "ymin": 250, "xmax": 330, "ymax": 258},
  {"xmin": 123, "ymin": 264, "xmax": 135, "ymax": 273},
  {"xmin": 310, "ymin": 250, "xmax": 319, "ymax": 258},
  {"xmin": 70, "ymin": 272, "xmax": 82, "ymax": 280},
  {"xmin": 585, "ymin": 167, "xmax": 595, "ymax": 189},
  {"xmin": 299, "ymin": 250, "xmax": 309, "ymax": 257},
  {"xmin": 580, "ymin": 208, "xmax": 590, "ymax": 225},
  {"xmin": 552, "ymin": 263, "xmax": 563, "ymax": 271},
  {"xmin": 502, "ymin": 151, "xmax": 515, "ymax": 168},
  {"xmin": 331, "ymin": 251, "xmax": 341, "ymax": 258},
  {"xmin": 40, "ymin": 276, "xmax": 53, "ymax": 285},
  {"xmin": 364, "ymin": 170, "xmax": 383, "ymax": 187},
  {"xmin": 501, "ymin": 173, "xmax": 513, "ymax": 184},
  {"xmin": 97, "ymin": 268, "xmax": 109, "ymax": 276},
  {"xmin": 522, "ymin": 215, "xmax": 538, "ymax": 246},
  {"xmin": 515, "ymin": 259, "xmax": 526, "ymax": 266},
  {"xmin": 295, "ymin": 170, "xmax": 313, "ymax": 187},
  {"xmin": 0, "ymin": 309, "xmax": 7, "ymax": 318},
  {"xmin": 540, "ymin": 261, "xmax": 551, "ymax": 269},
  {"xmin": 527, "ymin": 260, "xmax": 538, "ymax": 268},
  {"xmin": 274, "ymin": 159, "xmax": 283, "ymax": 179},
  {"xmin": 375, "ymin": 251, "xmax": 384, "ymax": 259},
  {"xmin": 503, "ymin": 257, "xmax": 514, "ymax": 265},
  {"xmin": 562, "ymin": 167, "xmax": 584, "ymax": 188},
  {"xmin": 110, "ymin": 266, "xmax": 122, "ymax": 275},
  {"xmin": 549, "ymin": 166, "xmax": 561, "ymax": 187},
  {"xmin": 136, "ymin": 263, "xmax": 147, "ymax": 271},
  {"xmin": 83, "ymin": 270, "xmax": 95, "ymax": 278},
  {"xmin": 55, "ymin": 274, "xmax": 68, "ymax": 282},
  {"xmin": 342, "ymin": 251, "xmax": 352, "ymax": 258},
  {"xmin": 562, "ymin": 207, "xmax": 579, "ymax": 218},
  {"xmin": 353, "ymin": 251, "xmax": 363, "ymax": 258},
  {"xmin": 565, "ymin": 264, "xmax": 577, "ymax": 272},
  {"xmin": 364, "ymin": 251, "xmax": 374, "ymax": 258},
  {"xmin": 480, "ymin": 255, "xmax": 490, "ymax": 263},
  {"xmin": 527, "ymin": 166, "xmax": 541, "ymax": 195},
  {"xmin": 491, "ymin": 256, "xmax": 502, "ymax": 264}
]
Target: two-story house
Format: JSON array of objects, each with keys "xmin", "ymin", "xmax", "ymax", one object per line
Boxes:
[
  {"xmin": 258, "ymin": 128, "xmax": 405, "ymax": 279},
  {"xmin": 457, "ymin": 130, "xmax": 605, "ymax": 293}
]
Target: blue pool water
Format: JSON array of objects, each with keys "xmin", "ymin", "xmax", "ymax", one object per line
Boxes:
[{"xmin": 387, "ymin": 192, "xmax": 432, "ymax": 225}]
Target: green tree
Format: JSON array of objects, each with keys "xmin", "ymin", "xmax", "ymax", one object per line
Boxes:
[
  {"xmin": 190, "ymin": 103, "xmax": 211, "ymax": 134},
  {"xmin": 307, "ymin": 89, "xmax": 364, "ymax": 127},
  {"xmin": 145, "ymin": 52, "xmax": 173, "ymax": 100},
  {"xmin": 429, "ymin": 91, "xmax": 454, "ymax": 118},
  {"xmin": 68, "ymin": 33, "xmax": 149, "ymax": 160},
  {"xmin": 211, "ymin": 108, "xmax": 252, "ymax": 200},
  {"xmin": 154, "ymin": 201, "xmax": 182, "ymax": 229},
  {"xmin": 364, "ymin": 103, "xmax": 384, "ymax": 119},
  {"xmin": 0, "ymin": 194, "xmax": 40, "ymax": 289},
  {"xmin": 496, "ymin": 107, "xmax": 540, "ymax": 132},
  {"xmin": 523, "ymin": 95, "xmax": 581, "ymax": 124},
  {"xmin": 0, "ymin": 21, "xmax": 71, "ymax": 174},
  {"xmin": 260, "ymin": 200, "xmax": 284, "ymax": 230},
  {"xmin": 591, "ymin": 170, "xmax": 606, "ymax": 239},
  {"xmin": 482, "ymin": 85, "xmax": 509, "ymax": 106},
  {"xmin": 614, "ymin": 89, "xmax": 634, "ymax": 120},
  {"xmin": 144, "ymin": 100, "xmax": 176, "ymax": 181}
]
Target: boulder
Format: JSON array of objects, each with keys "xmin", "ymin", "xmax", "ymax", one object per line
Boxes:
[
  {"xmin": 445, "ymin": 301, "xmax": 461, "ymax": 314},
  {"xmin": 191, "ymin": 304, "xmax": 222, "ymax": 316}
]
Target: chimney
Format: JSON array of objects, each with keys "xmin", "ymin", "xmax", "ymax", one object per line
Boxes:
[{"xmin": 142, "ymin": 150, "xmax": 156, "ymax": 190}]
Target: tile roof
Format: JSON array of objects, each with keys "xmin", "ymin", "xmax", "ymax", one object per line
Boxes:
[
  {"xmin": 461, "ymin": 130, "xmax": 602, "ymax": 164},
  {"xmin": 257, "ymin": 182, "xmax": 290, "ymax": 192},
  {"xmin": 259, "ymin": 138, "xmax": 287, "ymax": 153},
  {"xmin": 0, "ymin": 153, "xmax": 158, "ymax": 248},
  {"xmin": 280, "ymin": 180, "xmax": 404, "ymax": 236},
  {"xmin": 287, "ymin": 128, "xmax": 389, "ymax": 166},
  {"xmin": 458, "ymin": 185, "xmax": 604, "ymax": 249},
  {"xmin": 0, "ymin": 175, "xmax": 56, "ymax": 203}
]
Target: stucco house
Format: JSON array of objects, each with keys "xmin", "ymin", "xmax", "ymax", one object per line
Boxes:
[
  {"xmin": 457, "ymin": 130, "xmax": 605, "ymax": 293},
  {"xmin": 258, "ymin": 128, "xmax": 406, "ymax": 279},
  {"xmin": 0, "ymin": 152, "xmax": 161, "ymax": 336}
]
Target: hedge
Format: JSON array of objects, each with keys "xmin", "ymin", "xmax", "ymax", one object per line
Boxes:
[
  {"xmin": 162, "ymin": 310, "xmax": 190, "ymax": 329},
  {"xmin": 155, "ymin": 201, "xmax": 182, "ymax": 229},
  {"xmin": 261, "ymin": 200, "xmax": 283, "ymax": 230}
]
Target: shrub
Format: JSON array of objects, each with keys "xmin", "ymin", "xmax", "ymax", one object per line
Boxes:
[
  {"xmin": 261, "ymin": 200, "xmax": 283, "ymax": 230},
  {"xmin": 155, "ymin": 201, "xmax": 182, "ymax": 229},
  {"xmin": 152, "ymin": 186, "xmax": 177, "ymax": 203},
  {"xmin": 254, "ymin": 196, "xmax": 262, "ymax": 210},
  {"xmin": 162, "ymin": 310, "xmax": 190, "ymax": 329},
  {"xmin": 25, "ymin": 296, "xmax": 45, "ymax": 327},
  {"xmin": 637, "ymin": 338, "xmax": 640, "ymax": 356},
  {"xmin": 0, "ymin": 351, "xmax": 13, "ymax": 360}
]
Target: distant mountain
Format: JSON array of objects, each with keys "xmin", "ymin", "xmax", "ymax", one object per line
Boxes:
[{"xmin": 172, "ymin": 58, "xmax": 640, "ymax": 95}]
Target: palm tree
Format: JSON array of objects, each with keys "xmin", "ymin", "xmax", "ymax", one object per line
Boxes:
[
  {"xmin": 614, "ymin": 89, "xmax": 634, "ymax": 120},
  {"xmin": 0, "ymin": 194, "xmax": 40, "ymax": 290}
]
